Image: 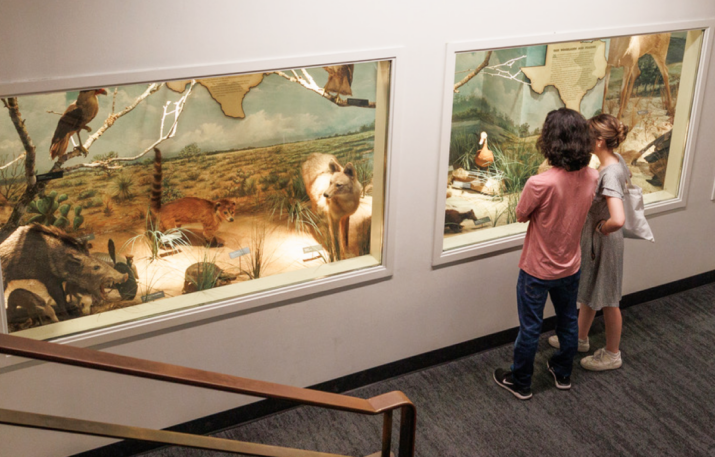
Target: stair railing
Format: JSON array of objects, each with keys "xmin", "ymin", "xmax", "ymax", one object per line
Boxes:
[{"xmin": 0, "ymin": 333, "xmax": 416, "ymax": 457}]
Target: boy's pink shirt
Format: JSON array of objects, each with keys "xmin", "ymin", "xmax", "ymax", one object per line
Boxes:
[{"xmin": 517, "ymin": 166, "xmax": 599, "ymax": 280}]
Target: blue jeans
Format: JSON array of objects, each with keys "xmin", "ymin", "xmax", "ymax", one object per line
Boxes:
[{"xmin": 512, "ymin": 269, "xmax": 580, "ymax": 388}]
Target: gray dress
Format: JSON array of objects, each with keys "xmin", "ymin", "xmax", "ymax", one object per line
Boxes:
[{"xmin": 578, "ymin": 154, "xmax": 629, "ymax": 310}]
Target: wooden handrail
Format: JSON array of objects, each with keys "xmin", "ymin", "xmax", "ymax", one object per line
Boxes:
[
  {"xmin": 0, "ymin": 408, "xmax": 347, "ymax": 457},
  {"xmin": 0, "ymin": 334, "xmax": 416, "ymax": 457}
]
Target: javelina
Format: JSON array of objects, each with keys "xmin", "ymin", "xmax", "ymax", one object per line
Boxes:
[
  {"xmin": 6, "ymin": 288, "xmax": 59, "ymax": 326},
  {"xmin": 92, "ymin": 239, "xmax": 138, "ymax": 300},
  {"xmin": 63, "ymin": 282, "xmax": 95, "ymax": 316},
  {"xmin": 182, "ymin": 262, "xmax": 237, "ymax": 294},
  {"xmin": 444, "ymin": 209, "xmax": 478, "ymax": 233},
  {"xmin": 0, "ymin": 224, "xmax": 128, "ymax": 317}
]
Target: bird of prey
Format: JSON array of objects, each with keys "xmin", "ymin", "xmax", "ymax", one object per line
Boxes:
[
  {"xmin": 49, "ymin": 88, "xmax": 107, "ymax": 159},
  {"xmin": 323, "ymin": 65, "xmax": 354, "ymax": 96}
]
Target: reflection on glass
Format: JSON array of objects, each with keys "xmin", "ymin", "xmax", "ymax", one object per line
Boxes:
[
  {"xmin": 0, "ymin": 60, "xmax": 391, "ymax": 338},
  {"xmin": 444, "ymin": 30, "xmax": 703, "ymax": 251}
]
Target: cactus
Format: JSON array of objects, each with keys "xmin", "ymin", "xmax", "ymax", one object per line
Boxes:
[
  {"xmin": 27, "ymin": 192, "xmax": 66, "ymax": 226},
  {"xmin": 28, "ymin": 192, "xmax": 84, "ymax": 231},
  {"xmin": 53, "ymin": 203, "xmax": 72, "ymax": 228},
  {"xmin": 73, "ymin": 206, "xmax": 84, "ymax": 231}
]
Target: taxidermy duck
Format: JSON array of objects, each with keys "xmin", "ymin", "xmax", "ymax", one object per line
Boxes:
[
  {"xmin": 475, "ymin": 131, "xmax": 494, "ymax": 169},
  {"xmin": 50, "ymin": 88, "xmax": 107, "ymax": 159}
]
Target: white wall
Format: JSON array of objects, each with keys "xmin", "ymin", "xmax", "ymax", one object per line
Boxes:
[{"xmin": 1, "ymin": 1, "xmax": 715, "ymax": 455}]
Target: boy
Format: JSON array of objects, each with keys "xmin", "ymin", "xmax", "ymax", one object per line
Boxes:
[{"xmin": 493, "ymin": 108, "xmax": 598, "ymax": 400}]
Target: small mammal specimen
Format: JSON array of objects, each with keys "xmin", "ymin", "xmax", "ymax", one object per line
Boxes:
[
  {"xmin": 150, "ymin": 148, "xmax": 236, "ymax": 246},
  {"xmin": 444, "ymin": 209, "xmax": 478, "ymax": 233}
]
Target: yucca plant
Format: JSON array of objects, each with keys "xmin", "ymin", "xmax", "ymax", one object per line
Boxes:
[
  {"xmin": 238, "ymin": 222, "xmax": 274, "ymax": 280},
  {"xmin": 114, "ymin": 173, "xmax": 134, "ymax": 201},
  {"xmin": 123, "ymin": 211, "xmax": 191, "ymax": 262}
]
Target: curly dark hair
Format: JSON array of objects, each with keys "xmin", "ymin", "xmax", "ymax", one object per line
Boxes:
[{"xmin": 536, "ymin": 108, "xmax": 593, "ymax": 171}]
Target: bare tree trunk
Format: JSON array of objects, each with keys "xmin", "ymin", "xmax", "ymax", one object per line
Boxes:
[
  {"xmin": 0, "ymin": 98, "xmax": 45, "ymax": 243},
  {"xmin": 454, "ymin": 51, "xmax": 492, "ymax": 93}
]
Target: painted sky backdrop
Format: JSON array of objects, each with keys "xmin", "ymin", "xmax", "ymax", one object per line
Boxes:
[
  {"xmin": 453, "ymin": 32, "xmax": 688, "ymax": 132},
  {"xmin": 0, "ymin": 62, "xmax": 379, "ymax": 173},
  {"xmin": 454, "ymin": 42, "xmax": 605, "ymax": 131}
]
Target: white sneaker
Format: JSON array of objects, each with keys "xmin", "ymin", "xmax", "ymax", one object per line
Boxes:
[
  {"xmin": 548, "ymin": 335, "xmax": 590, "ymax": 353},
  {"xmin": 580, "ymin": 348, "xmax": 622, "ymax": 371}
]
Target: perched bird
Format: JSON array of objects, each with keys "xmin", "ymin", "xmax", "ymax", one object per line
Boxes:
[
  {"xmin": 323, "ymin": 65, "xmax": 354, "ymax": 96},
  {"xmin": 49, "ymin": 88, "xmax": 107, "ymax": 159},
  {"xmin": 475, "ymin": 131, "xmax": 494, "ymax": 169},
  {"xmin": 640, "ymin": 130, "xmax": 671, "ymax": 187}
]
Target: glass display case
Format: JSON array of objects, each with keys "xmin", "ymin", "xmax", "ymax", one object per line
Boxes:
[
  {"xmin": 435, "ymin": 26, "xmax": 710, "ymax": 264},
  {"xmin": 0, "ymin": 57, "xmax": 395, "ymax": 340}
]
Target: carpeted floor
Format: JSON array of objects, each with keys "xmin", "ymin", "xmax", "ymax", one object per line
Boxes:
[{"xmin": 143, "ymin": 283, "xmax": 715, "ymax": 457}]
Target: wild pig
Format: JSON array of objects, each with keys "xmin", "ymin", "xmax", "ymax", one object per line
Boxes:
[
  {"xmin": 6, "ymin": 287, "xmax": 59, "ymax": 326},
  {"xmin": 0, "ymin": 224, "xmax": 128, "ymax": 317},
  {"xmin": 63, "ymin": 282, "xmax": 95, "ymax": 316},
  {"xmin": 92, "ymin": 239, "xmax": 138, "ymax": 300}
]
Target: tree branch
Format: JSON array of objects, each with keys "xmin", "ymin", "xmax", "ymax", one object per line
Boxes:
[
  {"xmin": 0, "ymin": 98, "xmax": 45, "ymax": 242},
  {"xmin": 0, "ymin": 152, "xmax": 26, "ymax": 171},
  {"xmin": 482, "ymin": 56, "xmax": 530, "ymax": 86},
  {"xmin": 62, "ymin": 81, "xmax": 197, "ymax": 173},
  {"xmin": 454, "ymin": 51, "xmax": 492, "ymax": 93},
  {"xmin": 267, "ymin": 70, "xmax": 376, "ymax": 108},
  {"xmin": 52, "ymin": 82, "xmax": 164, "ymax": 171}
]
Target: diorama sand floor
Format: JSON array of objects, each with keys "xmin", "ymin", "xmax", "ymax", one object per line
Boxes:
[
  {"xmin": 89, "ymin": 215, "xmax": 324, "ymax": 313},
  {"xmin": 1, "ymin": 132, "xmax": 375, "ymax": 326},
  {"xmin": 444, "ymin": 94, "xmax": 674, "ymax": 239}
]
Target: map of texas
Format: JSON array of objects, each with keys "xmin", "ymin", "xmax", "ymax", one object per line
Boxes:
[
  {"xmin": 167, "ymin": 73, "xmax": 265, "ymax": 118},
  {"xmin": 521, "ymin": 40, "xmax": 607, "ymax": 112}
]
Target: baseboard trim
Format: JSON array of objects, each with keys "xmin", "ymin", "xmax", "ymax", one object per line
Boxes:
[{"xmin": 72, "ymin": 269, "xmax": 715, "ymax": 457}]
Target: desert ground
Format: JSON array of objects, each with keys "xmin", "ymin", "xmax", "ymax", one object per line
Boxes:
[
  {"xmin": 2, "ymin": 131, "xmax": 376, "ymax": 330},
  {"xmin": 444, "ymin": 92, "xmax": 675, "ymax": 238}
]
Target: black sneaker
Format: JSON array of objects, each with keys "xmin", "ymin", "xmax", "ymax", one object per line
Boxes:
[
  {"xmin": 493, "ymin": 368, "xmax": 532, "ymax": 400},
  {"xmin": 547, "ymin": 361, "xmax": 571, "ymax": 390}
]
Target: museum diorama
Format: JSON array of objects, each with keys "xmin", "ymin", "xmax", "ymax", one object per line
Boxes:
[
  {"xmin": 0, "ymin": 60, "xmax": 392, "ymax": 339},
  {"xmin": 442, "ymin": 29, "xmax": 704, "ymax": 251}
]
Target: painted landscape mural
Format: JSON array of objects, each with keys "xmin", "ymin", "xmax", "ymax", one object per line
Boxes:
[
  {"xmin": 444, "ymin": 31, "xmax": 700, "ymax": 241},
  {"xmin": 0, "ymin": 61, "xmax": 389, "ymax": 334}
]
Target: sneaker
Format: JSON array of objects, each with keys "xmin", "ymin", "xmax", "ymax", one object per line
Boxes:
[
  {"xmin": 493, "ymin": 368, "xmax": 532, "ymax": 400},
  {"xmin": 546, "ymin": 361, "xmax": 572, "ymax": 390},
  {"xmin": 580, "ymin": 348, "xmax": 622, "ymax": 371},
  {"xmin": 548, "ymin": 335, "xmax": 590, "ymax": 353}
]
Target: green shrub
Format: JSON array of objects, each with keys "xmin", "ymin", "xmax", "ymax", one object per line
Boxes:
[{"xmin": 78, "ymin": 189, "xmax": 97, "ymax": 200}]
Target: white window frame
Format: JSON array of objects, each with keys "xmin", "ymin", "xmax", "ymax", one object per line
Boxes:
[
  {"xmin": 0, "ymin": 47, "xmax": 404, "ymax": 362},
  {"xmin": 433, "ymin": 20, "xmax": 715, "ymax": 267}
]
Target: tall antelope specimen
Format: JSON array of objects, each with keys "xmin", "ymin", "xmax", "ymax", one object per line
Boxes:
[{"xmin": 603, "ymin": 33, "xmax": 672, "ymax": 119}]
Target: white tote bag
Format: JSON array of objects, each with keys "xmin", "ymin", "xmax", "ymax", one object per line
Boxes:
[{"xmin": 622, "ymin": 175, "xmax": 654, "ymax": 242}]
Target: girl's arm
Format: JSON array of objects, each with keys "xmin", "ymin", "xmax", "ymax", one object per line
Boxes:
[{"xmin": 597, "ymin": 196, "xmax": 625, "ymax": 236}]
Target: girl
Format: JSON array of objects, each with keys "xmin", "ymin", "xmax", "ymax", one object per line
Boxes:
[{"xmin": 549, "ymin": 113, "xmax": 630, "ymax": 371}]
